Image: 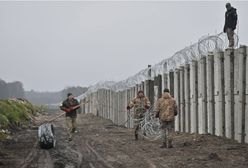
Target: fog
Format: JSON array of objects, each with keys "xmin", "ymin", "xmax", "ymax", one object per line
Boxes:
[{"xmin": 0, "ymin": 1, "xmax": 247, "ymax": 91}]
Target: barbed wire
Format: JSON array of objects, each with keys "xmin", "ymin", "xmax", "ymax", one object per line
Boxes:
[{"xmin": 77, "ymin": 32, "xmax": 238, "ymax": 98}]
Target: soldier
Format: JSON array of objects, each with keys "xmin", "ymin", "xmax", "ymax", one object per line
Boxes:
[
  {"xmin": 60, "ymin": 93, "xmax": 80, "ymax": 141},
  {"xmin": 155, "ymin": 88, "xmax": 178, "ymax": 148},
  {"xmin": 127, "ymin": 90, "xmax": 151, "ymax": 140},
  {"xmin": 223, "ymin": 2, "xmax": 238, "ymax": 48}
]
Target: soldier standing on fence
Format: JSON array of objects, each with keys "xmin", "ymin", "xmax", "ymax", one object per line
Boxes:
[
  {"xmin": 223, "ymin": 2, "xmax": 238, "ymax": 48},
  {"xmin": 155, "ymin": 88, "xmax": 178, "ymax": 148},
  {"xmin": 127, "ymin": 90, "xmax": 151, "ymax": 140},
  {"xmin": 60, "ymin": 93, "xmax": 80, "ymax": 141}
]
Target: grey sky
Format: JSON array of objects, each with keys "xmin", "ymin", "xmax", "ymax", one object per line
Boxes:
[{"xmin": 0, "ymin": 1, "xmax": 247, "ymax": 91}]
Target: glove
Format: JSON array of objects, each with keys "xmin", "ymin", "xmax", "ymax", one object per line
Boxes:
[
  {"xmin": 174, "ymin": 110, "xmax": 178, "ymax": 116},
  {"xmin": 126, "ymin": 106, "xmax": 131, "ymax": 110},
  {"xmin": 145, "ymin": 105, "xmax": 150, "ymax": 109},
  {"xmin": 155, "ymin": 112, "xmax": 159, "ymax": 118}
]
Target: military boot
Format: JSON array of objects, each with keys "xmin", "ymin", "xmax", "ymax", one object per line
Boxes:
[
  {"xmin": 166, "ymin": 140, "xmax": 173, "ymax": 148},
  {"xmin": 135, "ymin": 133, "xmax": 138, "ymax": 140},
  {"xmin": 160, "ymin": 142, "xmax": 166, "ymax": 148}
]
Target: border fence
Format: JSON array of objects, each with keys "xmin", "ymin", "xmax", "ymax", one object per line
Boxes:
[{"xmin": 78, "ymin": 33, "xmax": 248, "ymax": 144}]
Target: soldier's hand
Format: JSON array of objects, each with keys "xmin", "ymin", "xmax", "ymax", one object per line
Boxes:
[
  {"xmin": 155, "ymin": 112, "xmax": 159, "ymax": 118},
  {"xmin": 126, "ymin": 106, "xmax": 131, "ymax": 110}
]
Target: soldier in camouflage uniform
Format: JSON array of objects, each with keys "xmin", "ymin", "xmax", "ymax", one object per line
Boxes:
[
  {"xmin": 60, "ymin": 93, "xmax": 80, "ymax": 141},
  {"xmin": 155, "ymin": 89, "xmax": 178, "ymax": 148},
  {"xmin": 127, "ymin": 90, "xmax": 151, "ymax": 140}
]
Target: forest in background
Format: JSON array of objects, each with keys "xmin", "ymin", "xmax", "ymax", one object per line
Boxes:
[{"xmin": 0, "ymin": 78, "xmax": 88, "ymax": 105}]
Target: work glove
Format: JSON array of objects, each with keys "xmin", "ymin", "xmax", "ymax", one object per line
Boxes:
[
  {"xmin": 126, "ymin": 106, "xmax": 131, "ymax": 110},
  {"xmin": 145, "ymin": 105, "xmax": 150, "ymax": 109},
  {"xmin": 174, "ymin": 110, "xmax": 178, "ymax": 116}
]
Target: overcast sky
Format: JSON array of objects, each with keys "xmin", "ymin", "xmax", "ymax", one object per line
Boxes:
[{"xmin": 0, "ymin": 1, "xmax": 247, "ymax": 92}]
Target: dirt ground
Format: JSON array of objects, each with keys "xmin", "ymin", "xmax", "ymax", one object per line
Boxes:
[{"xmin": 1, "ymin": 112, "xmax": 248, "ymax": 168}]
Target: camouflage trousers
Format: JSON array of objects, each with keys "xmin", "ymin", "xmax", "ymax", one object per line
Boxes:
[
  {"xmin": 133, "ymin": 118, "xmax": 142, "ymax": 135},
  {"xmin": 226, "ymin": 28, "xmax": 234, "ymax": 47},
  {"xmin": 66, "ymin": 116, "xmax": 77, "ymax": 139},
  {"xmin": 160, "ymin": 121, "xmax": 173, "ymax": 144}
]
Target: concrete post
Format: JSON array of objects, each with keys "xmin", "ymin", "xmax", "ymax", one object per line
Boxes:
[
  {"xmin": 234, "ymin": 46, "xmax": 246, "ymax": 143},
  {"xmin": 83, "ymin": 98, "xmax": 87, "ymax": 114},
  {"xmin": 179, "ymin": 66, "xmax": 185, "ymax": 132},
  {"xmin": 214, "ymin": 51, "xmax": 225, "ymax": 137},
  {"xmin": 131, "ymin": 86, "xmax": 136, "ymax": 128},
  {"xmin": 174, "ymin": 68, "xmax": 180, "ymax": 131},
  {"xmin": 184, "ymin": 64, "xmax": 191, "ymax": 133},
  {"xmin": 198, "ymin": 56, "xmax": 207, "ymax": 134},
  {"xmin": 105, "ymin": 90, "xmax": 107, "ymax": 118},
  {"xmin": 108, "ymin": 90, "xmax": 111, "ymax": 119},
  {"xmin": 126, "ymin": 89, "xmax": 131, "ymax": 128},
  {"xmin": 163, "ymin": 73, "xmax": 169, "ymax": 90},
  {"xmin": 154, "ymin": 75, "xmax": 162, "ymax": 101},
  {"xmin": 245, "ymin": 46, "xmax": 248, "ymax": 143},
  {"xmin": 100, "ymin": 90, "xmax": 103, "ymax": 116},
  {"xmin": 224, "ymin": 48, "xmax": 235, "ymax": 139},
  {"xmin": 190, "ymin": 60, "xmax": 198, "ymax": 133},
  {"xmin": 114, "ymin": 91, "xmax": 118, "ymax": 124},
  {"xmin": 135, "ymin": 84, "xmax": 139, "ymax": 94},
  {"xmin": 207, "ymin": 52, "xmax": 215, "ymax": 135},
  {"xmin": 162, "ymin": 61, "xmax": 168, "ymax": 91},
  {"xmin": 117, "ymin": 91, "xmax": 120, "ymax": 124},
  {"xmin": 120, "ymin": 91, "xmax": 125, "ymax": 125},
  {"xmin": 109, "ymin": 90, "xmax": 112, "ymax": 120},
  {"xmin": 141, "ymin": 81, "xmax": 145, "ymax": 91},
  {"xmin": 145, "ymin": 80, "xmax": 154, "ymax": 105},
  {"xmin": 169, "ymin": 70, "xmax": 175, "ymax": 97}
]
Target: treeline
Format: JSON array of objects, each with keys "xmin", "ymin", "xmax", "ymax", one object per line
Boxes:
[
  {"xmin": 0, "ymin": 79, "xmax": 24, "ymax": 99},
  {"xmin": 25, "ymin": 86, "xmax": 88, "ymax": 105}
]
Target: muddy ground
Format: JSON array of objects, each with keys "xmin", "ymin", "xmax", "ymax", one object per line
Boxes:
[{"xmin": 0, "ymin": 112, "xmax": 248, "ymax": 168}]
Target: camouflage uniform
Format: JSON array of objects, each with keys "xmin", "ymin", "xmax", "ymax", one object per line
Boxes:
[
  {"xmin": 128, "ymin": 96, "xmax": 151, "ymax": 139},
  {"xmin": 155, "ymin": 92, "xmax": 178, "ymax": 148},
  {"xmin": 60, "ymin": 98, "xmax": 79, "ymax": 139}
]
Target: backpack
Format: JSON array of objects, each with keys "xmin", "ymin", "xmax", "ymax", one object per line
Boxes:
[{"xmin": 38, "ymin": 123, "xmax": 56, "ymax": 149}]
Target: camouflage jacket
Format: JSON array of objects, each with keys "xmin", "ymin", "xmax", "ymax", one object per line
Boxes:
[
  {"xmin": 60, "ymin": 98, "xmax": 79, "ymax": 118},
  {"xmin": 154, "ymin": 93, "xmax": 178, "ymax": 122},
  {"xmin": 128, "ymin": 96, "xmax": 151, "ymax": 119}
]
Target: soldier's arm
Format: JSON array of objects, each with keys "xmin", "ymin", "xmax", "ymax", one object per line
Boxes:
[
  {"xmin": 145, "ymin": 97, "xmax": 151, "ymax": 107},
  {"xmin": 128, "ymin": 98, "xmax": 136, "ymax": 109},
  {"xmin": 154, "ymin": 100, "xmax": 160, "ymax": 118},
  {"xmin": 60, "ymin": 101, "xmax": 71, "ymax": 112}
]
